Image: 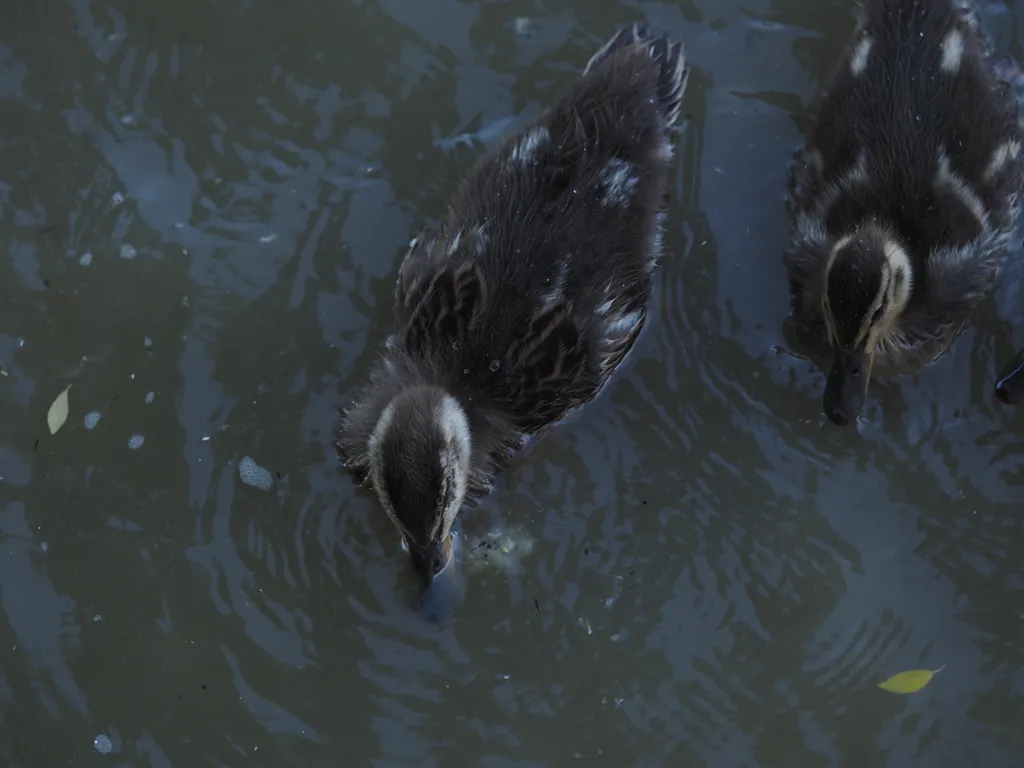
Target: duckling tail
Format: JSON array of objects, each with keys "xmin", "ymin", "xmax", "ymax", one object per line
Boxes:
[{"xmin": 583, "ymin": 24, "xmax": 689, "ymax": 128}]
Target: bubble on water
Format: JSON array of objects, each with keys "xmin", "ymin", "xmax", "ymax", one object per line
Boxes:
[
  {"xmin": 93, "ymin": 734, "xmax": 113, "ymax": 754},
  {"xmin": 489, "ymin": 359, "xmax": 501, "ymax": 372},
  {"xmin": 127, "ymin": 434, "xmax": 145, "ymax": 450},
  {"xmin": 119, "ymin": 244, "xmax": 137, "ymax": 260},
  {"xmin": 92, "ymin": 614, "xmax": 102, "ymax": 622},
  {"xmin": 84, "ymin": 412, "xmax": 102, "ymax": 430},
  {"xmin": 145, "ymin": 391, "xmax": 155, "ymax": 404},
  {"xmin": 79, "ymin": 252, "xmax": 93, "ymax": 267},
  {"xmin": 238, "ymin": 456, "xmax": 273, "ymax": 491}
]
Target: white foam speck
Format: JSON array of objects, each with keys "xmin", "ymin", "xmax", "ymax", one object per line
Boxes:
[
  {"xmin": 79, "ymin": 252, "xmax": 93, "ymax": 267},
  {"xmin": 239, "ymin": 456, "xmax": 273, "ymax": 491},
  {"xmin": 145, "ymin": 391, "xmax": 155, "ymax": 404},
  {"xmin": 127, "ymin": 434, "xmax": 145, "ymax": 450},
  {"xmin": 111, "ymin": 192, "xmax": 125, "ymax": 206},
  {"xmin": 259, "ymin": 233, "xmax": 277, "ymax": 244},
  {"xmin": 144, "ymin": 337, "xmax": 153, "ymax": 349},
  {"xmin": 93, "ymin": 735, "xmax": 113, "ymax": 754},
  {"xmin": 119, "ymin": 244, "xmax": 137, "ymax": 260},
  {"xmin": 120, "ymin": 114, "xmax": 134, "ymax": 126},
  {"xmin": 84, "ymin": 412, "xmax": 102, "ymax": 430}
]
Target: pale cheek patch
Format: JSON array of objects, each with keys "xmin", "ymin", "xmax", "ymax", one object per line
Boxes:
[
  {"xmin": 850, "ymin": 36, "xmax": 873, "ymax": 76},
  {"xmin": 940, "ymin": 29, "xmax": 964, "ymax": 74},
  {"xmin": 511, "ymin": 126, "xmax": 549, "ymax": 165},
  {"xmin": 600, "ymin": 158, "xmax": 639, "ymax": 208}
]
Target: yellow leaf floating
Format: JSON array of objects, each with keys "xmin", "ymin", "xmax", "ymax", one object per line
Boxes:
[
  {"xmin": 47, "ymin": 385, "xmax": 71, "ymax": 435},
  {"xmin": 877, "ymin": 665, "xmax": 946, "ymax": 694}
]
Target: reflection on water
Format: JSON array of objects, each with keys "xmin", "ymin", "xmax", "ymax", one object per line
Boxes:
[{"xmin": 2, "ymin": 0, "xmax": 1024, "ymax": 765}]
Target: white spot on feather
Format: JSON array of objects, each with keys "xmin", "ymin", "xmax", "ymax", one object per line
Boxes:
[
  {"xmin": 850, "ymin": 37, "xmax": 873, "ymax": 76},
  {"xmin": 447, "ymin": 230, "xmax": 462, "ymax": 256},
  {"xmin": 657, "ymin": 136, "xmax": 673, "ymax": 161},
  {"xmin": 540, "ymin": 261, "xmax": 569, "ymax": 310},
  {"xmin": 984, "ymin": 140, "xmax": 1021, "ymax": 181},
  {"xmin": 601, "ymin": 159, "xmax": 638, "ymax": 208},
  {"xmin": 940, "ymin": 29, "xmax": 964, "ymax": 73},
  {"xmin": 511, "ymin": 127, "xmax": 548, "ymax": 165},
  {"xmin": 604, "ymin": 309, "xmax": 643, "ymax": 339},
  {"xmin": 935, "ymin": 148, "xmax": 989, "ymax": 230},
  {"xmin": 648, "ymin": 210, "xmax": 667, "ymax": 273}
]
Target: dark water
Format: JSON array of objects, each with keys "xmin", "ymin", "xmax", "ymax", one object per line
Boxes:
[{"xmin": 3, "ymin": 0, "xmax": 1024, "ymax": 765}]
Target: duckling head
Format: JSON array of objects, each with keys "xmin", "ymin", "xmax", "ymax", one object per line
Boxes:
[
  {"xmin": 820, "ymin": 226, "xmax": 913, "ymax": 425},
  {"xmin": 367, "ymin": 385, "xmax": 471, "ymax": 582}
]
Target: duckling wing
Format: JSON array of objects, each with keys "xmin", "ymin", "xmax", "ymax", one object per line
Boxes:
[{"xmin": 394, "ymin": 230, "xmax": 489, "ymax": 361}]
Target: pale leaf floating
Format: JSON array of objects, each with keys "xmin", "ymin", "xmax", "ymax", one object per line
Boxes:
[
  {"xmin": 47, "ymin": 385, "xmax": 72, "ymax": 435},
  {"xmin": 877, "ymin": 665, "xmax": 946, "ymax": 694}
]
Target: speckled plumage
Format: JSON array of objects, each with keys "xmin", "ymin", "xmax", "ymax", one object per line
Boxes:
[
  {"xmin": 785, "ymin": 0, "xmax": 1024, "ymax": 380},
  {"xmin": 336, "ymin": 24, "xmax": 689, "ymax": 572}
]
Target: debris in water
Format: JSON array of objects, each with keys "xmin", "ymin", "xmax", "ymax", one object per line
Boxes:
[
  {"xmin": 84, "ymin": 411, "xmax": 102, "ymax": 430},
  {"xmin": 513, "ymin": 17, "xmax": 536, "ymax": 37},
  {"xmin": 489, "ymin": 359, "xmax": 501, "ymax": 372},
  {"xmin": 238, "ymin": 456, "xmax": 273, "ymax": 491},
  {"xmin": 143, "ymin": 337, "xmax": 153, "ymax": 349},
  {"xmin": 47, "ymin": 385, "xmax": 72, "ymax": 435},
  {"xmin": 93, "ymin": 734, "xmax": 113, "ymax": 754},
  {"xmin": 119, "ymin": 244, "xmax": 136, "ymax": 260},
  {"xmin": 79, "ymin": 252, "xmax": 93, "ymax": 267},
  {"xmin": 878, "ymin": 666, "xmax": 946, "ymax": 695},
  {"xmin": 604, "ymin": 575, "xmax": 624, "ymax": 609},
  {"xmin": 145, "ymin": 391, "xmax": 155, "ymax": 404},
  {"xmin": 120, "ymin": 114, "xmax": 134, "ymax": 126},
  {"xmin": 127, "ymin": 434, "xmax": 145, "ymax": 450}
]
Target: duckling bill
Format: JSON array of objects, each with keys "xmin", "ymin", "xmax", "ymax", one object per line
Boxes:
[
  {"xmin": 336, "ymin": 25, "xmax": 689, "ymax": 582},
  {"xmin": 785, "ymin": 0, "xmax": 1024, "ymax": 425}
]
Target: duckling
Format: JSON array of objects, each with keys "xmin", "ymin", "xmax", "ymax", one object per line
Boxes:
[
  {"xmin": 785, "ymin": 0, "xmax": 1024, "ymax": 425},
  {"xmin": 335, "ymin": 24, "xmax": 689, "ymax": 581}
]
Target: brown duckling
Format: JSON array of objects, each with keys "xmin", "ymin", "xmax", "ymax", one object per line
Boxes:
[
  {"xmin": 785, "ymin": 0, "xmax": 1024, "ymax": 425},
  {"xmin": 336, "ymin": 24, "xmax": 689, "ymax": 581}
]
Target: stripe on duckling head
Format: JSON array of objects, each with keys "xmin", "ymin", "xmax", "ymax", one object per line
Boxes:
[
  {"xmin": 434, "ymin": 395, "xmax": 471, "ymax": 539},
  {"xmin": 368, "ymin": 399, "xmax": 403, "ymax": 530}
]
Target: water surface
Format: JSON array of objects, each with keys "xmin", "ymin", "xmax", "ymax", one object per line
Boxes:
[{"xmin": 2, "ymin": 0, "xmax": 1024, "ymax": 765}]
